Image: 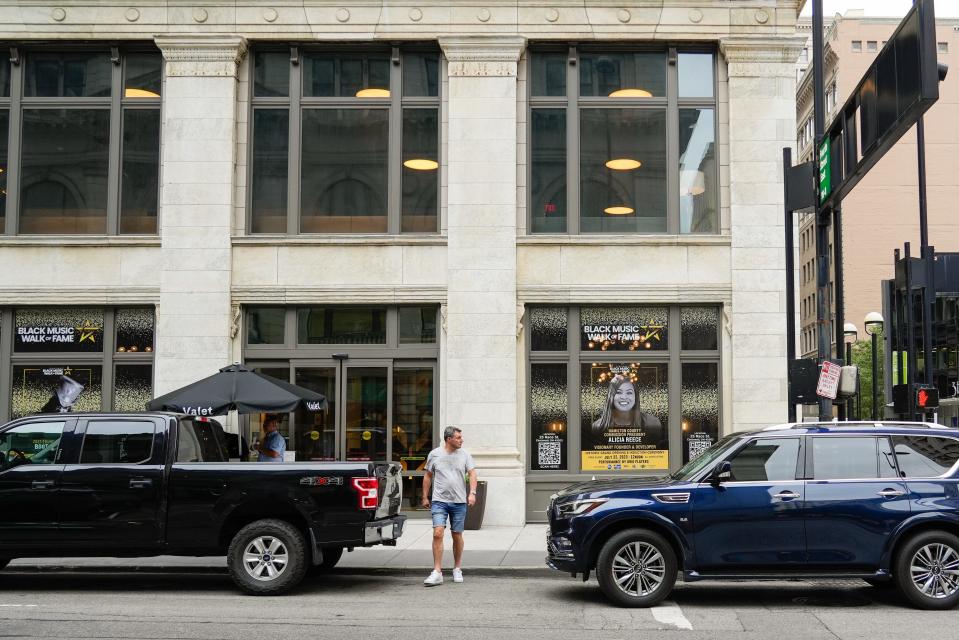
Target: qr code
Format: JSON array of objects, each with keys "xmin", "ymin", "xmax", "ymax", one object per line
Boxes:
[{"xmin": 538, "ymin": 441, "xmax": 562, "ymax": 467}]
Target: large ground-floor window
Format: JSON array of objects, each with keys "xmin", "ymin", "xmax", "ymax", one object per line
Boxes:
[
  {"xmin": 527, "ymin": 305, "xmax": 721, "ymax": 475},
  {"xmin": 0, "ymin": 307, "xmax": 155, "ymax": 422},
  {"xmin": 243, "ymin": 305, "xmax": 439, "ymax": 513}
]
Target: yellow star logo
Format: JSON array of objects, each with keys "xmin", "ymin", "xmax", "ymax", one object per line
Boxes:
[{"xmin": 75, "ymin": 320, "xmax": 100, "ymax": 344}]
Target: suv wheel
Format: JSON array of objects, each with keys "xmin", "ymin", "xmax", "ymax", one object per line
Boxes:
[
  {"xmin": 596, "ymin": 529, "xmax": 677, "ymax": 608},
  {"xmin": 895, "ymin": 530, "xmax": 959, "ymax": 610},
  {"xmin": 227, "ymin": 519, "xmax": 309, "ymax": 596},
  {"xmin": 308, "ymin": 546, "xmax": 344, "ymax": 575}
]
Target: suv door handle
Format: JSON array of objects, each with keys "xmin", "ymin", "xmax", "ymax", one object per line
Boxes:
[
  {"xmin": 129, "ymin": 478, "xmax": 153, "ymax": 489},
  {"xmin": 31, "ymin": 480, "xmax": 55, "ymax": 490},
  {"xmin": 877, "ymin": 488, "xmax": 906, "ymax": 498},
  {"xmin": 774, "ymin": 490, "xmax": 800, "ymax": 500}
]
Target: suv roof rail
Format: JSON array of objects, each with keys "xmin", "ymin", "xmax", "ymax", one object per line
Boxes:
[{"xmin": 762, "ymin": 421, "xmax": 952, "ymax": 431}]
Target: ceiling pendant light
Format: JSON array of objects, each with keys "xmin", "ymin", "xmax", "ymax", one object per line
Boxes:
[
  {"xmin": 608, "ymin": 88, "xmax": 652, "ymax": 98},
  {"xmin": 125, "ymin": 88, "xmax": 160, "ymax": 98},
  {"xmin": 356, "ymin": 88, "xmax": 390, "ymax": 97},
  {"xmin": 403, "ymin": 159, "xmax": 439, "ymax": 171},
  {"xmin": 605, "ymin": 158, "xmax": 642, "ymax": 171},
  {"xmin": 604, "ymin": 206, "xmax": 634, "ymax": 215}
]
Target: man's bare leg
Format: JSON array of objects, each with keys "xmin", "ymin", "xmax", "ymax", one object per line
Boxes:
[
  {"xmin": 452, "ymin": 531, "xmax": 464, "ymax": 569},
  {"xmin": 432, "ymin": 526, "xmax": 445, "ymax": 572}
]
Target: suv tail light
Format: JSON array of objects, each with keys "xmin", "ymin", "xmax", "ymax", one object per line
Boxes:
[{"xmin": 351, "ymin": 477, "xmax": 379, "ymax": 510}]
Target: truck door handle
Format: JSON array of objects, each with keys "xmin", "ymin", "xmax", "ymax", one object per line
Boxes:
[
  {"xmin": 877, "ymin": 488, "xmax": 906, "ymax": 498},
  {"xmin": 129, "ymin": 478, "xmax": 153, "ymax": 489},
  {"xmin": 774, "ymin": 490, "xmax": 800, "ymax": 500},
  {"xmin": 31, "ymin": 480, "xmax": 55, "ymax": 490}
]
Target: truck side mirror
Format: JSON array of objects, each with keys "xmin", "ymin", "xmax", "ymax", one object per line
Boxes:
[{"xmin": 710, "ymin": 461, "xmax": 732, "ymax": 485}]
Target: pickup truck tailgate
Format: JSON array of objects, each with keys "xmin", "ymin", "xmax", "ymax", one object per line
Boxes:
[{"xmin": 374, "ymin": 463, "xmax": 403, "ymax": 519}]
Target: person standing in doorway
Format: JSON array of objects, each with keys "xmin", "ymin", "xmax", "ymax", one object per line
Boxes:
[
  {"xmin": 255, "ymin": 415, "xmax": 286, "ymax": 462},
  {"xmin": 422, "ymin": 426, "xmax": 477, "ymax": 586}
]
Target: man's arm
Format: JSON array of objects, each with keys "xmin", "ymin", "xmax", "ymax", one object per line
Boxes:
[
  {"xmin": 422, "ymin": 470, "xmax": 432, "ymax": 507},
  {"xmin": 261, "ymin": 432, "xmax": 281, "ymax": 458},
  {"xmin": 467, "ymin": 468, "xmax": 478, "ymax": 507}
]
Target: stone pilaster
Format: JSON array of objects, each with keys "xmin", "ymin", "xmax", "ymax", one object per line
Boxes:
[
  {"xmin": 153, "ymin": 35, "xmax": 247, "ymax": 395},
  {"xmin": 439, "ymin": 36, "xmax": 526, "ymax": 526},
  {"xmin": 721, "ymin": 36, "xmax": 806, "ymax": 432}
]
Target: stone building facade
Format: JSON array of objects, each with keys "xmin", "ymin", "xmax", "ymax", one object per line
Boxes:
[{"xmin": 0, "ymin": 1, "xmax": 804, "ymax": 525}]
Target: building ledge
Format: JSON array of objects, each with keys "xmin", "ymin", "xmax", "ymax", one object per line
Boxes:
[
  {"xmin": 232, "ymin": 235, "xmax": 448, "ymax": 247},
  {"xmin": 0, "ymin": 236, "xmax": 161, "ymax": 247},
  {"xmin": 517, "ymin": 234, "xmax": 731, "ymax": 247}
]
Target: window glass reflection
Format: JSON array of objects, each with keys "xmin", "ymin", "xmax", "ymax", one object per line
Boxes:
[
  {"xmin": 123, "ymin": 53, "xmax": 162, "ymax": 98},
  {"xmin": 25, "ymin": 52, "xmax": 112, "ymax": 97},
  {"xmin": 682, "ymin": 363, "xmax": 719, "ymax": 464},
  {"xmin": 297, "ymin": 307, "xmax": 387, "ymax": 344},
  {"xmin": 247, "ymin": 308, "xmax": 286, "ymax": 345},
  {"xmin": 580, "ymin": 109, "xmax": 666, "ymax": 233},
  {"xmin": 120, "ymin": 109, "xmax": 160, "ymax": 234},
  {"xmin": 531, "ymin": 52, "xmax": 567, "ymax": 96},
  {"xmin": 254, "ymin": 51, "xmax": 290, "ymax": 97},
  {"xmin": 250, "ymin": 109, "xmax": 289, "ymax": 233},
  {"xmin": 399, "ymin": 307, "xmax": 437, "ymax": 344},
  {"xmin": 301, "ymin": 109, "xmax": 388, "ymax": 233},
  {"xmin": 345, "ymin": 367, "xmax": 387, "ymax": 461},
  {"xmin": 678, "ymin": 53, "xmax": 714, "ymax": 98},
  {"xmin": 530, "ymin": 109, "xmax": 567, "ymax": 233},
  {"xmin": 20, "ymin": 109, "xmax": 110, "ymax": 234},
  {"xmin": 295, "ymin": 368, "xmax": 337, "ymax": 461},
  {"xmin": 403, "ymin": 52, "xmax": 439, "ymax": 97},
  {"xmin": 679, "ymin": 108, "xmax": 716, "ymax": 233},
  {"xmin": 579, "ymin": 52, "xmax": 665, "ymax": 98},
  {"xmin": 304, "ymin": 53, "xmax": 390, "ymax": 97},
  {"xmin": 0, "ymin": 109, "xmax": 7, "ymax": 233},
  {"xmin": 531, "ymin": 363, "xmax": 568, "ymax": 471},
  {"xmin": 401, "ymin": 108, "xmax": 438, "ymax": 231},
  {"xmin": 393, "ymin": 368, "xmax": 434, "ymax": 467}
]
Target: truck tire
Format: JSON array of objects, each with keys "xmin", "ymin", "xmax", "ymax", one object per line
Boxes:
[
  {"xmin": 227, "ymin": 519, "xmax": 309, "ymax": 596},
  {"xmin": 0, "ymin": 559, "xmax": 9, "ymax": 570},
  {"xmin": 894, "ymin": 530, "xmax": 959, "ymax": 610},
  {"xmin": 309, "ymin": 546, "xmax": 344, "ymax": 575},
  {"xmin": 596, "ymin": 528, "xmax": 677, "ymax": 608}
]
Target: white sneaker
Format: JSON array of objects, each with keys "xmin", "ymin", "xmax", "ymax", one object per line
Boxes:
[
  {"xmin": 452, "ymin": 568, "xmax": 464, "ymax": 583},
  {"xmin": 424, "ymin": 570, "xmax": 443, "ymax": 586}
]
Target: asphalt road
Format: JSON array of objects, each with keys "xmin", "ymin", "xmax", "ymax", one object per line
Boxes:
[{"xmin": 0, "ymin": 568, "xmax": 956, "ymax": 640}]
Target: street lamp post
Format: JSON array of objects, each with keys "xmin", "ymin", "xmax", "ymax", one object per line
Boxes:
[
  {"xmin": 844, "ymin": 323, "xmax": 858, "ymax": 420},
  {"xmin": 865, "ymin": 312, "xmax": 885, "ymax": 421}
]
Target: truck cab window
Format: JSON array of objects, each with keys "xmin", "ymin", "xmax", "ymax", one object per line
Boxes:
[
  {"xmin": 0, "ymin": 422, "xmax": 66, "ymax": 470},
  {"xmin": 176, "ymin": 420, "xmax": 227, "ymax": 463},
  {"xmin": 80, "ymin": 420, "xmax": 155, "ymax": 464}
]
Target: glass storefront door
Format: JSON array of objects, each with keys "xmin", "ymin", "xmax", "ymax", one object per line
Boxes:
[
  {"xmin": 293, "ymin": 366, "xmax": 337, "ymax": 461},
  {"xmin": 343, "ymin": 365, "xmax": 389, "ymax": 462}
]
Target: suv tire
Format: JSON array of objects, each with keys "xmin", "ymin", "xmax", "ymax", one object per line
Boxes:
[
  {"xmin": 895, "ymin": 530, "xmax": 959, "ymax": 610},
  {"xmin": 227, "ymin": 519, "xmax": 309, "ymax": 596},
  {"xmin": 308, "ymin": 546, "xmax": 344, "ymax": 575},
  {"xmin": 596, "ymin": 528, "xmax": 677, "ymax": 608}
]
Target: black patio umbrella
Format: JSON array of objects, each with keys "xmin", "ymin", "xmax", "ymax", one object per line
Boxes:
[{"xmin": 146, "ymin": 363, "xmax": 327, "ymax": 415}]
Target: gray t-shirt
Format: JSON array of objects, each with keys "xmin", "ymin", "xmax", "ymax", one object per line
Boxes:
[{"xmin": 425, "ymin": 446, "xmax": 476, "ymax": 504}]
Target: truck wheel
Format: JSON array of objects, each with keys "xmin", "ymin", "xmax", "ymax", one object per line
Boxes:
[
  {"xmin": 0, "ymin": 559, "xmax": 9, "ymax": 570},
  {"xmin": 596, "ymin": 528, "xmax": 677, "ymax": 608},
  {"xmin": 227, "ymin": 519, "xmax": 309, "ymax": 596},
  {"xmin": 895, "ymin": 530, "xmax": 959, "ymax": 610},
  {"xmin": 309, "ymin": 547, "xmax": 344, "ymax": 575}
]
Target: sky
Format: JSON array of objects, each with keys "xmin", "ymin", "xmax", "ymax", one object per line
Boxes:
[{"xmin": 799, "ymin": 0, "xmax": 959, "ymax": 18}]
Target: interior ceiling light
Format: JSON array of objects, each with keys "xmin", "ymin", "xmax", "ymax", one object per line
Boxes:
[
  {"xmin": 403, "ymin": 158, "xmax": 439, "ymax": 171},
  {"xmin": 605, "ymin": 158, "xmax": 642, "ymax": 171},
  {"xmin": 608, "ymin": 88, "xmax": 653, "ymax": 98},
  {"xmin": 356, "ymin": 88, "xmax": 390, "ymax": 97},
  {"xmin": 604, "ymin": 206, "xmax": 634, "ymax": 215},
  {"xmin": 681, "ymin": 169, "xmax": 706, "ymax": 196},
  {"xmin": 124, "ymin": 88, "xmax": 160, "ymax": 98}
]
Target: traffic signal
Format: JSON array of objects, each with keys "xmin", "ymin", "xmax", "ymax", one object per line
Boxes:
[{"xmin": 915, "ymin": 385, "xmax": 939, "ymax": 410}]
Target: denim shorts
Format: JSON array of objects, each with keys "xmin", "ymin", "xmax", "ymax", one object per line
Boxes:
[{"xmin": 431, "ymin": 501, "xmax": 467, "ymax": 532}]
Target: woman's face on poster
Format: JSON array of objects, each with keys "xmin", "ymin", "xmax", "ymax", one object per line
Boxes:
[{"xmin": 612, "ymin": 381, "xmax": 636, "ymax": 412}]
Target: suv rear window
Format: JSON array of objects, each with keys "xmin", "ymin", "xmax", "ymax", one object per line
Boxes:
[
  {"xmin": 892, "ymin": 435, "xmax": 959, "ymax": 477},
  {"xmin": 811, "ymin": 437, "xmax": 896, "ymax": 480}
]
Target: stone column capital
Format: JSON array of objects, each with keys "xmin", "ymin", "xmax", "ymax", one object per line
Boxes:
[
  {"xmin": 439, "ymin": 35, "xmax": 526, "ymax": 77},
  {"xmin": 154, "ymin": 34, "xmax": 248, "ymax": 78},
  {"xmin": 721, "ymin": 35, "xmax": 807, "ymax": 78}
]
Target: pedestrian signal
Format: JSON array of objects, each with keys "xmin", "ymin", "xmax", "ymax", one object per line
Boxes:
[{"xmin": 915, "ymin": 385, "xmax": 939, "ymax": 410}]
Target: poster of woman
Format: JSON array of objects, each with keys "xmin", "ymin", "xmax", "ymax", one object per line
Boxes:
[{"xmin": 582, "ymin": 365, "xmax": 669, "ymax": 471}]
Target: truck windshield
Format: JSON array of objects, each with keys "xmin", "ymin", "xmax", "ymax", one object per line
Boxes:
[{"xmin": 670, "ymin": 434, "xmax": 743, "ymax": 482}]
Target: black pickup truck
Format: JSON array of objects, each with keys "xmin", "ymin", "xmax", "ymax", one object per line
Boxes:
[{"xmin": 0, "ymin": 412, "xmax": 406, "ymax": 595}]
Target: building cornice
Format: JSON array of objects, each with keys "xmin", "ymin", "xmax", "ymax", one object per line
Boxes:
[
  {"xmin": 231, "ymin": 285, "xmax": 447, "ymax": 305},
  {"xmin": 0, "ymin": 287, "xmax": 160, "ymax": 304},
  {"xmin": 518, "ymin": 283, "xmax": 733, "ymax": 305},
  {"xmin": 720, "ymin": 35, "xmax": 808, "ymax": 64},
  {"xmin": 154, "ymin": 34, "xmax": 248, "ymax": 77},
  {"xmin": 439, "ymin": 35, "xmax": 526, "ymax": 77}
]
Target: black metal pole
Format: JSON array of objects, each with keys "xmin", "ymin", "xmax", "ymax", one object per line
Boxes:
[
  {"xmin": 905, "ymin": 242, "xmax": 917, "ymax": 420},
  {"xmin": 783, "ymin": 147, "xmax": 797, "ymax": 423},
  {"xmin": 845, "ymin": 341, "xmax": 853, "ymax": 420},
  {"xmin": 834, "ymin": 206, "xmax": 845, "ymax": 364},
  {"xmin": 895, "ymin": 248, "xmax": 904, "ymax": 396},
  {"xmin": 872, "ymin": 332, "xmax": 879, "ymax": 421},
  {"xmin": 812, "ymin": 0, "xmax": 832, "ymax": 420}
]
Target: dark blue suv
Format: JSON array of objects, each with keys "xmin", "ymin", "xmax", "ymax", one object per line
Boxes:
[{"xmin": 547, "ymin": 422, "xmax": 959, "ymax": 609}]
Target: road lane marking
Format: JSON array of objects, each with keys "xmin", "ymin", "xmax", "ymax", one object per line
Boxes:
[
  {"xmin": 651, "ymin": 601, "xmax": 692, "ymax": 630},
  {"xmin": 0, "ymin": 604, "xmax": 38, "ymax": 607}
]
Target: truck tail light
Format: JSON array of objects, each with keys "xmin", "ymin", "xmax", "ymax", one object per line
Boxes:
[{"xmin": 352, "ymin": 477, "xmax": 379, "ymax": 510}]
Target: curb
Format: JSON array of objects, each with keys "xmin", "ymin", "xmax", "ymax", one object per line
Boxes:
[{"xmin": 5, "ymin": 565, "xmax": 557, "ymax": 578}]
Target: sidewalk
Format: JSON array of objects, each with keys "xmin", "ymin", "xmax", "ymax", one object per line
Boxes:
[{"xmin": 7, "ymin": 522, "xmax": 550, "ymax": 573}]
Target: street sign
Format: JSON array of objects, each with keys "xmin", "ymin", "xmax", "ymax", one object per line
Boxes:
[
  {"xmin": 818, "ymin": 139, "xmax": 831, "ymax": 204},
  {"xmin": 816, "ymin": 360, "xmax": 842, "ymax": 399}
]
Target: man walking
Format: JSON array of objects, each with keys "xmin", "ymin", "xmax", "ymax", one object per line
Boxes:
[{"xmin": 422, "ymin": 426, "xmax": 477, "ymax": 586}]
